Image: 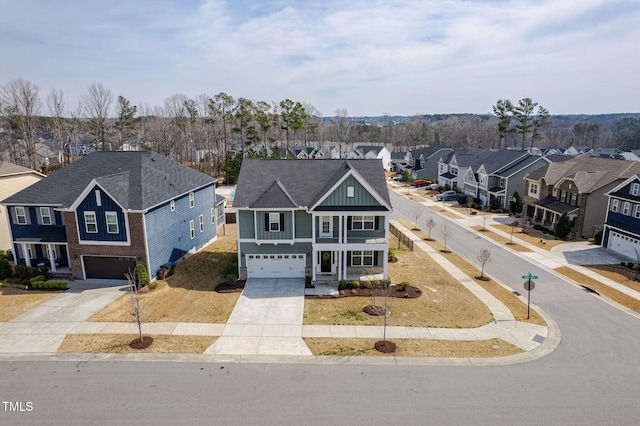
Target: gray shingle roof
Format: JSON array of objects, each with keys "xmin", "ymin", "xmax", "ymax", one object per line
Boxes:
[
  {"xmin": 234, "ymin": 159, "xmax": 391, "ymax": 209},
  {"xmin": 1, "ymin": 151, "xmax": 215, "ymax": 210},
  {"xmin": 0, "ymin": 161, "xmax": 43, "ymax": 177}
]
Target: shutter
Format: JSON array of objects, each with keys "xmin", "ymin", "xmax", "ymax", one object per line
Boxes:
[
  {"xmin": 347, "ymin": 217, "xmax": 352, "ymax": 230},
  {"xmin": 280, "ymin": 213, "xmax": 285, "ymax": 231},
  {"xmin": 374, "ymin": 251, "xmax": 380, "ymax": 266},
  {"xmin": 346, "ymin": 251, "xmax": 351, "ymax": 266},
  {"xmin": 375, "ymin": 216, "xmax": 380, "ymax": 230},
  {"xmin": 264, "ymin": 213, "xmax": 269, "ymax": 230}
]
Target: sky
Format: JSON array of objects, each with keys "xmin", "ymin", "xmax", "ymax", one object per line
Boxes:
[{"xmin": 1, "ymin": 0, "xmax": 638, "ymax": 117}]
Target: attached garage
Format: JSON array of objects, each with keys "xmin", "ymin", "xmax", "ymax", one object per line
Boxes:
[
  {"xmin": 607, "ymin": 231, "xmax": 639, "ymax": 260},
  {"xmin": 246, "ymin": 254, "xmax": 305, "ymax": 278},
  {"xmin": 83, "ymin": 256, "xmax": 137, "ymax": 279}
]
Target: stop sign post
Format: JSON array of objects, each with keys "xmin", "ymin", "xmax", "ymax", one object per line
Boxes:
[{"xmin": 522, "ymin": 273, "xmax": 538, "ymax": 319}]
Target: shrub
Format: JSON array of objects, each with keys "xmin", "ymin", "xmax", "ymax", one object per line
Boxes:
[
  {"xmin": 338, "ymin": 279, "xmax": 347, "ymax": 290},
  {"xmin": 372, "ymin": 279, "xmax": 380, "ymax": 289},
  {"xmin": 351, "ymin": 280, "xmax": 360, "ymax": 289},
  {"xmin": 30, "ymin": 275, "xmax": 45, "ymax": 284},
  {"xmin": 14, "ymin": 264, "xmax": 29, "ymax": 280},
  {"xmin": 134, "ymin": 264, "xmax": 150, "ymax": 288},
  {"xmin": 0, "ymin": 250, "xmax": 8, "ymax": 260},
  {"xmin": 388, "ymin": 247, "xmax": 397, "ymax": 261},
  {"xmin": 362, "ymin": 280, "xmax": 371, "ymax": 289},
  {"xmin": 0, "ymin": 260, "xmax": 12, "ymax": 280},
  {"xmin": 400, "ymin": 281, "xmax": 410, "ymax": 291},
  {"xmin": 594, "ymin": 229, "xmax": 603, "ymax": 245},
  {"xmin": 225, "ymin": 273, "xmax": 238, "ymax": 286},
  {"xmin": 30, "ymin": 281, "xmax": 68, "ymax": 291}
]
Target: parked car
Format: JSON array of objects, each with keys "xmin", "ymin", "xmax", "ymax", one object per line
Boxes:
[
  {"xmin": 393, "ymin": 176, "xmax": 404, "ymax": 182},
  {"xmin": 412, "ymin": 179, "xmax": 430, "ymax": 187},
  {"xmin": 436, "ymin": 190, "xmax": 460, "ymax": 201},
  {"xmin": 425, "ymin": 183, "xmax": 439, "ymax": 190}
]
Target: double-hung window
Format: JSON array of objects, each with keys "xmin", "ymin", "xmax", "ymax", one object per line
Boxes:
[
  {"xmin": 623, "ymin": 201, "xmax": 631, "ymax": 215},
  {"xmin": 632, "ymin": 183, "xmax": 640, "ymax": 196},
  {"xmin": 189, "ymin": 220, "xmax": 195, "ymax": 239},
  {"xmin": 189, "ymin": 192, "xmax": 195, "ymax": 208},
  {"xmin": 15, "ymin": 206, "xmax": 27, "ymax": 224},
  {"xmin": 40, "ymin": 207, "xmax": 52, "ymax": 225},
  {"xmin": 105, "ymin": 212, "xmax": 118, "ymax": 233},
  {"xmin": 84, "ymin": 212, "xmax": 97, "ymax": 233},
  {"xmin": 199, "ymin": 214, "xmax": 204, "ymax": 232},
  {"xmin": 352, "ymin": 250, "xmax": 374, "ymax": 266},
  {"xmin": 612, "ymin": 199, "xmax": 619, "ymax": 212},
  {"xmin": 268, "ymin": 212, "xmax": 280, "ymax": 232},
  {"xmin": 634, "ymin": 205, "xmax": 640, "ymax": 219},
  {"xmin": 352, "ymin": 215, "xmax": 374, "ymax": 230}
]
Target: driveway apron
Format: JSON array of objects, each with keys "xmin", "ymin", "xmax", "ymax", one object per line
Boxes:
[
  {"xmin": 0, "ymin": 280, "xmax": 128, "ymax": 353},
  {"xmin": 205, "ymin": 278, "xmax": 312, "ymax": 356}
]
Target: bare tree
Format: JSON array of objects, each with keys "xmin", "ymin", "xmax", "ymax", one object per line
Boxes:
[
  {"xmin": 413, "ymin": 205, "xmax": 424, "ymax": 230},
  {"xmin": 47, "ymin": 88, "xmax": 66, "ymax": 163},
  {"xmin": 439, "ymin": 221, "xmax": 454, "ymax": 252},
  {"xmin": 81, "ymin": 82, "xmax": 113, "ymax": 150},
  {"xmin": 1, "ymin": 78, "xmax": 41, "ymax": 168},
  {"xmin": 125, "ymin": 271, "xmax": 144, "ymax": 343},
  {"xmin": 477, "ymin": 249, "xmax": 491, "ymax": 279},
  {"xmin": 425, "ymin": 217, "xmax": 436, "ymax": 240}
]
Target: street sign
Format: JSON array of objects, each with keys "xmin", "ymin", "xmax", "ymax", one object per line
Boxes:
[
  {"xmin": 522, "ymin": 274, "xmax": 538, "ymax": 280},
  {"xmin": 524, "ymin": 280, "xmax": 535, "ymax": 291}
]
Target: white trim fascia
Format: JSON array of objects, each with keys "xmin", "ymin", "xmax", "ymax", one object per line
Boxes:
[
  {"xmin": 67, "ymin": 180, "xmax": 125, "ymax": 212},
  {"xmin": 77, "ymin": 240, "xmax": 132, "ymax": 246},
  {"xmin": 238, "ymin": 238, "xmax": 312, "ymax": 244}
]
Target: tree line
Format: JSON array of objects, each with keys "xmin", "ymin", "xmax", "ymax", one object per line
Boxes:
[{"xmin": 2, "ymin": 78, "xmax": 639, "ymax": 176}]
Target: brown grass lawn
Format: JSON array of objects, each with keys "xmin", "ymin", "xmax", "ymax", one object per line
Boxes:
[
  {"xmin": 58, "ymin": 334, "xmax": 216, "ymax": 354},
  {"xmin": 493, "ymin": 224, "xmax": 567, "ymax": 251},
  {"xmin": 0, "ymin": 286, "xmax": 59, "ymax": 322},
  {"xmin": 583, "ymin": 264, "xmax": 640, "ymax": 292},
  {"xmin": 402, "ymin": 220, "xmax": 546, "ymax": 326},
  {"xmin": 304, "ymin": 337, "xmax": 522, "ymax": 357},
  {"xmin": 428, "ymin": 204, "xmax": 461, "ymax": 219},
  {"xmin": 555, "ymin": 266, "xmax": 640, "ymax": 313},
  {"xmin": 90, "ymin": 224, "xmax": 240, "ymax": 323},
  {"xmin": 471, "ymin": 226, "xmax": 533, "ymax": 253},
  {"xmin": 304, "ymin": 234, "xmax": 494, "ymax": 328}
]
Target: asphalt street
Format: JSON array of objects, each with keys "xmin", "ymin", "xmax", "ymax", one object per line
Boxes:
[{"xmin": 1, "ymin": 192, "xmax": 639, "ymax": 425}]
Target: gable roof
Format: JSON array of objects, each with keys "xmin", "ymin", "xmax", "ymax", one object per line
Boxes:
[
  {"xmin": 410, "ymin": 144, "xmax": 452, "ymax": 160},
  {"xmin": 234, "ymin": 159, "xmax": 391, "ymax": 210},
  {"xmin": 541, "ymin": 156, "xmax": 640, "ymax": 194},
  {"xmin": 1, "ymin": 152, "xmax": 215, "ymax": 210},
  {"xmin": 0, "ymin": 161, "xmax": 44, "ymax": 178}
]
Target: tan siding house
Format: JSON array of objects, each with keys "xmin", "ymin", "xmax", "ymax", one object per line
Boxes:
[{"xmin": 0, "ymin": 162, "xmax": 45, "ymax": 251}]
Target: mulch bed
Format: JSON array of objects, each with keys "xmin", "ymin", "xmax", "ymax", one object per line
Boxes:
[
  {"xmin": 129, "ymin": 336, "xmax": 153, "ymax": 349},
  {"xmin": 375, "ymin": 340, "xmax": 397, "ymax": 353},
  {"xmin": 363, "ymin": 304, "xmax": 387, "ymax": 316},
  {"xmin": 215, "ymin": 280, "xmax": 246, "ymax": 293},
  {"xmin": 307, "ymin": 285, "xmax": 422, "ymax": 299}
]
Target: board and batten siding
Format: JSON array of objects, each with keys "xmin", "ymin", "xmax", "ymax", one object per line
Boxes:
[
  {"xmin": 319, "ymin": 175, "xmax": 381, "ymax": 207},
  {"xmin": 239, "ymin": 242, "xmax": 312, "ymax": 267},
  {"xmin": 144, "ymin": 183, "xmax": 217, "ymax": 278},
  {"xmin": 294, "ymin": 210, "xmax": 312, "ymax": 238},
  {"xmin": 238, "ymin": 210, "xmax": 255, "ymax": 238},
  {"xmin": 256, "ymin": 211, "xmax": 293, "ymax": 240},
  {"xmin": 76, "ymin": 186, "xmax": 128, "ymax": 242}
]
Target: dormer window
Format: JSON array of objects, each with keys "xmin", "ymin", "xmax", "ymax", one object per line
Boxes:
[{"xmin": 632, "ymin": 183, "xmax": 639, "ymax": 196}]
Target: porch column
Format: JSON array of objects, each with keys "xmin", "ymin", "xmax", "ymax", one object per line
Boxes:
[
  {"xmin": 312, "ymin": 213, "xmax": 316, "ymax": 243},
  {"xmin": 46, "ymin": 244, "xmax": 57, "ymax": 274},
  {"xmin": 311, "ymin": 249, "xmax": 316, "ymax": 282},
  {"xmin": 337, "ymin": 249, "xmax": 342, "ymax": 281},
  {"xmin": 382, "ymin": 248, "xmax": 389, "ymax": 281},
  {"xmin": 21, "ymin": 243, "xmax": 31, "ymax": 267},
  {"xmin": 344, "ymin": 215, "xmax": 348, "ymax": 244},
  {"xmin": 343, "ymin": 250, "xmax": 348, "ymax": 281}
]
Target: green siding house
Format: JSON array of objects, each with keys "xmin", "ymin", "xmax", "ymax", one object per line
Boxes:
[{"xmin": 234, "ymin": 159, "xmax": 393, "ymax": 282}]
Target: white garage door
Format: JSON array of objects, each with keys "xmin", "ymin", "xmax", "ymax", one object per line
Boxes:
[
  {"xmin": 608, "ymin": 232, "xmax": 639, "ymax": 259},
  {"xmin": 246, "ymin": 254, "xmax": 306, "ymax": 278}
]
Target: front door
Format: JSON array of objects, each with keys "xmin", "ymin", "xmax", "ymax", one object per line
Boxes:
[{"xmin": 320, "ymin": 251, "xmax": 332, "ymax": 273}]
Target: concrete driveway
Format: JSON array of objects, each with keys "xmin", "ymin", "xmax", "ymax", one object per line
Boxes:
[
  {"xmin": 550, "ymin": 242, "xmax": 632, "ymax": 265},
  {"xmin": 0, "ymin": 279, "xmax": 128, "ymax": 353}
]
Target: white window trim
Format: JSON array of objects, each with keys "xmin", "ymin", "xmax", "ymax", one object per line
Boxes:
[
  {"xmin": 170, "ymin": 200, "xmax": 175, "ymax": 212},
  {"xmin": 269, "ymin": 212, "xmax": 280, "ymax": 232},
  {"xmin": 352, "ymin": 250, "xmax": 374, "ymax": 266},
  {"xmin": 16, "ymin": 206, "xmax": 27, "ymax": 225},
  {"xmin": 347, "ymin": 186, "xmax": 355, "ymax": 198},
  {"xmin": 612, "ymin": 199, "xmax": 619, "ymax": 212},
  {"xmin": 199, "ymin": 214, "xmax": 204, "ymax": 232},
  {"xmin": 95, "ymin": 190, "xmax": 102, "ymax": 207},
  {"xmin": 40, "ymin": 207, "xmax": 52, "ymax": 225},
  {"xmin": 189, "ymin": 192, "xmax": 195, "ymax": 208},
  {"xmin": 529, "ymin": 183, "xmax": 538, "ymax": 196},
  {"xmin": 634, "ymin": 205, "xmax": 640, "ymax": 219},
  {"xmin": 84, "ymin": 211, "xmax": 98, "ymax": 233},
  {"xmin": 623, "ymin": 201, "xmax": 631, "ymax": 215},
  {"xmin": 105, "ymin": 211, "xmax": 119, "ymax": 234},
  {"xmin": 211, "ymin": 208, "xmax": 216, "ymax": 224},
  {"xmin": 632, "ymin": 183, "xmax": 639, "ymax": 196},
  {"xmin": 189, "ymin": 220, "xmax": 195, "ymax": 239},
  {"xmin": 352, "ymin": 215, "xmax": 374, "ymax": 230},
  {"xmin": 320, "ymin": 216, "xmax": 333, "ymax": 237}
]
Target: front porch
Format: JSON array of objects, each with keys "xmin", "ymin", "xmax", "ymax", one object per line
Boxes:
[{"xmin": 311, "ymin": 248, "xmax": 387, "ymax": 284}]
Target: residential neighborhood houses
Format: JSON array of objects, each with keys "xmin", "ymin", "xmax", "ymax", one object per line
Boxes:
[
  {"xmin": 0, "ymin": 151, "xmax": 224, "ymax": 280},
  {"xmin": 5, "ymin": 143, "xmax": 640, "ymax": 282}
]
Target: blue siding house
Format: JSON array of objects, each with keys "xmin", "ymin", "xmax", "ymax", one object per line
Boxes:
[
  {"xmin": 603, "ymin": 174, "xmax": 640, "ymax": 259},
  {"xmin": 234, "ymin": 159, "xmax": 392, "ymax": 283},
  {"xmin": 1, "ymin": 152, "xmax": 222, "ymax": 280}
]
